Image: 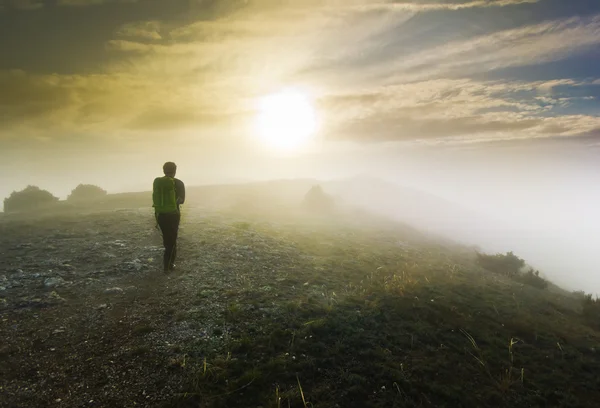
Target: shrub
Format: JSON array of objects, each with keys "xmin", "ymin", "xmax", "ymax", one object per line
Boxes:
[
  {"xmin": 476, "ymin": 251, "xmax": 525, "ymax": 278},
  {"xmin": 513, "ymin": 268, "xmax": 548, "ymax": 289},
  {"xmin": 581, "ymin": 294, "xmax": 600, "ymax": 328},
  {"xmin": 303, "ymin": 185, "xmax": 335, "ymax": 214},
  {"xmin": 3, "ymin": 185, "xmax": 59, "ymax": 213},
  {"xmin": 67, "ymin": 184, "xmax": 107, "ymax": 202},
  {"xmin": 477, "ymin": 252, "xmax": 548, "ymax": 289}
]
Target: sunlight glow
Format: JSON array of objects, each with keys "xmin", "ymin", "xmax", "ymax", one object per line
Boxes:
[{"xmin": 255, "ymin": 89, "xmax": 317, "ymax": 151}]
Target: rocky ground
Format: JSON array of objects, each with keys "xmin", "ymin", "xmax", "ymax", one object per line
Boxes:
[
  {"xmin": 2, "ymin": 207, "xmax": 600, "ymax": 408},
  {"xmin": 0, "ymin": 208, "xmax": 279, "ymax": 407}
]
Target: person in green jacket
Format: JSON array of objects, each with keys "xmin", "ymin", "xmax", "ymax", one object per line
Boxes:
[{"xmin": 153, "ymin": 162, "xmax": 185, "ymax": 273}]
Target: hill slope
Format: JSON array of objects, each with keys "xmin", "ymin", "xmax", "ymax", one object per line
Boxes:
[{"xmin": 1, "ymin": 207, "xmax": 599, "ymax": 407}]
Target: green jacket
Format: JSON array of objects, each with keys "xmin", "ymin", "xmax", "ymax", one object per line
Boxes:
[{"xmin": 152, "ymin": 176, "xmax": 185, "ymax": 214}]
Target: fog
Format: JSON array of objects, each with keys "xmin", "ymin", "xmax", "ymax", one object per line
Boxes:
[
  {"xmin": 2, "ymin": 138, "xmax": 598, "ymax": 296},
  {"xmin": 359, "ymin": 142, "xmax": 600, "ymax": 296}
]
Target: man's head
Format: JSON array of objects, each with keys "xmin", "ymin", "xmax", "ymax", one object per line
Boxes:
[{"xmin": 163, "ymin": 162, "xmax": 177, "ymax": 177}]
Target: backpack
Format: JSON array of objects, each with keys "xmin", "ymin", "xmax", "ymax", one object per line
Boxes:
[{"xmin": 153, "ymin": 176, "xmax": 178, "ymax": 214}]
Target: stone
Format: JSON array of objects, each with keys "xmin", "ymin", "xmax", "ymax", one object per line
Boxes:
[
  {"xmin": 44, "ymin": 277, "xmax": 65, "ymax": 288},
  {"xmin": 48, "ymin": 291, "xmax": 66, "ymax": 302},
  {"xmin": 104, "ymin": 287, "xmax": 124, "ymax": 294}
]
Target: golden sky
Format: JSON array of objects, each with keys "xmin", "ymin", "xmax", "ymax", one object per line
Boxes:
[{"xmin": 1, "ymin": 0, "xmax": 600, "ymax": 194}]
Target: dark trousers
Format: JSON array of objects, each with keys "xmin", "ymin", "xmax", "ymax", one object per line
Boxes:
[{"xmin": 157, "ymin": 212, "xmax": 180, "ymax": 271}]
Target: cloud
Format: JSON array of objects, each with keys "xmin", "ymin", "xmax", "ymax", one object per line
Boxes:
[
  {"xmin": 2, "ymin": 0, "xmax": 540, "ymax": 12},
  {"xmin": 0, "ymin": 66, "xmax": 253, "ymax": 145},
  {"xmin": 334, "ymin": 114, "xmax": 600, "ymax": 145},
  {"xmin": 9, "ymin": 66, "xmax": 589, "ymax": 146},
  {"xmin": 350, "ymin": 0, "xmax": 539, "ymax": 12},
  {"xmin": 2, "ymin": 0, "xmax": 600, "ymax": 152},
  {"xmin": 58, "ymin": 0, "xmax": 139, "ymax": 6},
  {"xmin": 105, "ymin": 39, "xmax": 157, "ymax": 53},
  {"xmin": 300, "ymin": 13, "xmax": 600, "ymax": 90},
  {"xmin": 405, "ymin": 14, "xmax": 600, "ymax": 76},
  {"xmin": 1, "ymin": 0, "xmax": 44, "ymax": 10},
  {"xmin": 0, "ymin": 0, "xmax": 140, "ymax": 12},
  {"xmin": 125, "ymin": 107, "xmax": 255, "ymax": 132},
  {"xmin": 170, "ymin": 0, "xmax": 536, "ymax": 41},
  {"xmin": 116, "ymin": 21, "xmax": 161, "ymax": 40},
  {"xmin": 319, "ymin": 78, "xmax": 600, "ymax": 143}
]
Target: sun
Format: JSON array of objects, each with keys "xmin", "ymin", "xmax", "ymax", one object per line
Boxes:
[{"xmin": 255, "ymin": 89, "xmax": 317, "ymax": 151}]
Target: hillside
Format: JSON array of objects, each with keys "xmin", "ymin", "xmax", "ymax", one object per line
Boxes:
[
  {"xmin": 8, "ymin": 177, "xmax": 482, "ymax": 235},
  {"xmin": 1, "ymin": 205, "xmax": 599, "ymax": 407}
]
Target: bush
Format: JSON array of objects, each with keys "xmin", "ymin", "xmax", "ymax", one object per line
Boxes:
[
  {"xmin": 67, "ymin": 184, "xmax": 107, "ymax": 202},
  {"xmin": 476, "ymin": 251, "xmax": 525, "ymax": 278},
  {"xmin": 581, "ymin": 294, "xmax": 600, "ymax": 328},
  {"xmin": 303, "ymin": 185, "xmax": 335, "ymax": 214},
  {"xmin": 3, "ymin": 185, "xmax": 59, "ymax": 213},
  {"xmin": 477, "ymin": 252, "xmax": 548, "ymax": 289},
  {"xmin": 513, "ymin": 268, "xmax": 548, "ymax": 289}
]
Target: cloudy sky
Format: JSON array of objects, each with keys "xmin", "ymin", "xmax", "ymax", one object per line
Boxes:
[{"xmin": 2, "ymin": 0, "xmax": 600, "ymax": 289}]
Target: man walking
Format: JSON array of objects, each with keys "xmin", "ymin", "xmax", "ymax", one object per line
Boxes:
[{"xmin": 153, "ymin": 162, "xmax": 185, "ymax": 273}]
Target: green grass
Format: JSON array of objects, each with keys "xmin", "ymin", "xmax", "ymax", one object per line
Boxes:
[{"xmin": 167, "ymin": 211, "xmax": 600, "ymax": 408}]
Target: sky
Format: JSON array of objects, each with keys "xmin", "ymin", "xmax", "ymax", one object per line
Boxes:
[{"xmin": 2, "ymin": 0, "xmax": 600, "ymax": 292}]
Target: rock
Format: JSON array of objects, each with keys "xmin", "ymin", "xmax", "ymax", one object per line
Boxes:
[
  {"xmin": 123, "ymin": 259, "xmax": 144, "ymax": 271},
  {"xmin": 19, "ymin": 298, "xmax": 49, "ymax": 309},
  {"xmin": 143, "ymin": 246, "xmax": 163, "ymax": 252},
  {"xmin": 96, "ymin": 304, "xmax": 108, "ymax": 310},
  {"xmin": 104, "ymin": 287, "xmax": 124, "ymax": 294},
  {"xmin": 48, "ymin": 291, "xmax": 66, "ymax": 302},
  {"xmin": 44, "ymin": 277, "xmax": 65, "ymax": 288}
]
